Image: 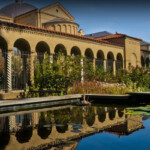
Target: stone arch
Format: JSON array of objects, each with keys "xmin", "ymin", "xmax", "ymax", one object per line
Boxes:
[
  {"xmin": 146, "ymin": 57, "xmax": 149, "ymax": 68},
  {"xmin": 97, "ymin": 107, "xmax": 106, "ymax": 123},
  {"xmin": 68, "ymin": 25, "xmax": 71, "ymax": 33},
  {"xmin": 54, "ymin": 44, "xmax": 67, "ymax": 56},
  {"xmin": 116, "ymin": 53, "xmax": 123, "ymax": 71},
  {"xmin": 108, "ymin": 107, "xmax": 116, "ymax": 120},
  {"xmin": 130, "ymin": 53, "xmax": 137, "ymax": 67},
  {"xmin": 71, "ymin": 46, "xmax": 81, "ymax": 56},
  {"xmin": 85, "ymin": 48, "xmax": 94, "ymax": 62},
  {"xmin": 107, "ymin": 52, "xmax": 114, "ymax": 72},
  {"xmin": 36, "ymin": 41, "xmax": 50, "ymax": 62},
  {"xmin": 14, "ymin": 38, "xmax": 31, "ymax": 53},
  {"xmin": 73, "ymin": 26, "xmax": 75, "ymax": 34},
  {"xmin": 12, "ymin": 38, "xmax": 31, "ymax": 90},
  {"xmin": 57, "ymin": 24, "xmax": 61, "ymax": 32},
  {"xmin": 141, "ymin": 56, "xmax": 145, "ymax": 67},
  {"xmin": 96, "ymin": 50, "xmax": 104, "ymax": 68},
  {"xmin": 62, "ymin": 25, "xmax": 67, "ymax": 33}
]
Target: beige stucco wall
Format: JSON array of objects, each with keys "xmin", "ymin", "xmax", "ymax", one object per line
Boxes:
[
  {"xmin": 15, "ymin": 11, "xmax": 38, "ymax": 26},
  {"xmin": 0, "ymin": 15, "xmax": 13, "ymax": 23},
  {"xmin": 44, "ymin": 22, "xmax": 79, "ymax": 35},
  {"xmin": 125, "ymin": 37, "xmax": 141, "ymax": 68},
  {"xmin": 141, "ymin": 45, "xmax": 150, "ymax": 51},
  {"xmin": 0, "ymin": 25, "xmax": 124, "ymax": 64}
]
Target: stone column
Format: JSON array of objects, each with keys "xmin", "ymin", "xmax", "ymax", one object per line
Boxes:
[
  {"xmin": 23, "ymin": 56, "xmax": 27, "ymax": 91},
  {"xmin": 93, "ymin": 58, "xmax": 96, "ymax": 72},
  {"xmin": 104, "ymin": 59, "xmax": 107, "ymax": 72},
  {"xmin": 81, "ymin": 58, "xmax": 84, "ymax": 83},
  {"xmin": 50, "ymin": 54, "xmax": 54, "ymax": 63},
  {"xmin": 30, "ymin": 52, "xmax": 35, "ymax": 86},
  {"xmin": 113, "ymin": 59, "xmax": 116, "ymax": 76},
  {"xmin": 3, "ymin": 51, "xmax": 7, "ymax": 90},
  {"xmin": 6, "ymin": 51, "xmax": 12, "ymax": 92}
]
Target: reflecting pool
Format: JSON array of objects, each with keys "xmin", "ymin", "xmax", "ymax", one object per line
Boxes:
[{"xmin": 0, "ymin": 105, "xmax": 150, "ymax": 150}]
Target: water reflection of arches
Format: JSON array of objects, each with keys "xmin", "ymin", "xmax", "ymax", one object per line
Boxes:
[
  {"xmin": 0, "ymin": 117, "xmax": 10, "ymax": 150},
  {"xmin": 16, "ymin": 114, "xmax": 32, "ymax": 143},
  {"xmin": 108, "ymin": 107, "xmax": 116, "ymax": 120},
  {"xmin": 54, "ymin": 108, "xmax": 70, "ymax": 133},
  {"xmin": 118, "ymin": 108, "xmax": 124, "ymax": 118},
  {"xmin": 70, "ymin": 107, "xmax": 83, "ymax": 124},
  {"xmin": 85, "ymin": 107, "xmax": 95, "ymax": 126},
  {"xmin": 97, "ymin": 107, "xmax": 106, "ymax": 123},
  {"xmin": 38, "ymin": 112, "xmax": 52, "ymax": 139}
]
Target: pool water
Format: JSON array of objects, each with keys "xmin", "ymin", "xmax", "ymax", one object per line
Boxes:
[{"xmin": 0, "ymin": 105, "xmax": 150, "ymax": 150}]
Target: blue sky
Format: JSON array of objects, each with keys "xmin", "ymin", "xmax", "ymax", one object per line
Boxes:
[{"xmin": 0, "ymin": 0, "xmax": 150, "ymax": 42}]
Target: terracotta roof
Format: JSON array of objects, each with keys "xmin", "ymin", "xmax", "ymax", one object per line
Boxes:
[
  {"xmin": 0, "ymin": 21, "xmax": 123, "ymax": 47},
  {"xmin": 96, "ymin": 33, "xmax": 142, "ymax": 41}
]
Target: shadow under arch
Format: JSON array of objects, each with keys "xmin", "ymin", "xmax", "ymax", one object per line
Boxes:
[
  {"xmin": 0, "ymin": 117, "xmax": 10, "ymax": 150},
  {"xmin": 85, "ymin": 48, "xmax": 94, "ymax": 61},
  {"xmin": 14, "ymin": 38, "xmax": 31, "ymax": 53},
  {"xmin": 37, "ymin": 112, "xmax": 52, "ymax": 139},
  {"xmin": 118, "ymin": 108, "xmax": 124, "ymax": 118},
  {"xmin": 36, "ymin": 41, "xmax": 50, "ymax": 62},
  {"xmin": 85, "ymin": 107, "xmax": 95, "ymax": 127},
  {"xmin": 116, "ymin": 53, "xmax": 123, "ymax": 71},
  {"xmin": 71, "ymin": 46, "xmax": 81, "ymax": 56},
  {"xmin": 141, "ymin": 56, "xmax": 145, "ymax": 67},
  {"xmin": 107, "ymin": 51, "xmax": 114, "ymax": 73},
  {"xmin": 0, "ymin": 35, "xmax": 8, "ymax": 53},
  {"xmin": 96, "ymin": 50, "xmax": 104, "ymax": 67},
  {"xmin": 16, "ymin": 114, "xmax": 33, "ymax": 144},
  {"xmin": 54, "ymin": 108, "xmax": 70, "ymax": 133},
  {"xmin": 70, "ymin": 107, "xmax": 83, "ymax": 124},
  {"xmin": 12, "ymin": 38, "xmax": 31, "ymax": 90},
  {"xmin": 146, "ymin": 57, "xmax": 149, "ymax": 68},
  {"xmin": 108, "ymin": 107, "xmax": 116, "ymax": 120},
  {"xmin": 54, "ymin": 44, "xmax": 67, "ymax": 56},
  {"xmin": 0, "ymin": 36, "xmax": 7, "ymax": 90},
  {"xmin": 97, "ymin": 107, "xmax": 106, "ymax": 123}
]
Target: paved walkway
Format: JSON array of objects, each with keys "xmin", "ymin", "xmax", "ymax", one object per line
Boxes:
[{"xmin": 0, "ymin": 94, "xmax": 82, "ymax": 108}]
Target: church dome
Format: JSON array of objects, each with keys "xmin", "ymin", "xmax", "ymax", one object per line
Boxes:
[{"xmin": 0, "ymin": 0, "xmax": 37, "ymax": 17}]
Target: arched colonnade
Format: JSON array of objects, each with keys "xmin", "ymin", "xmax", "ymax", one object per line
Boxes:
[{"xmin": 0, "ymin": 35, "xmax": 124, "ymax": 91}]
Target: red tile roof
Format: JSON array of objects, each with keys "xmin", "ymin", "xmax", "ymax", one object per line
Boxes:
[
  {"xmin": 96, "ymin": 33, "xmax": 142, "ymax": 41},
  {"xmin": 0, "ymin": 21, "xmax": 123, "ymax": 47}
]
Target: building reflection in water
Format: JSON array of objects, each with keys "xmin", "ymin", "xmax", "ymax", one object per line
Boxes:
[{"xmin": 0, "ymin": 105, "xmax": 144, "ymax": 150}]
